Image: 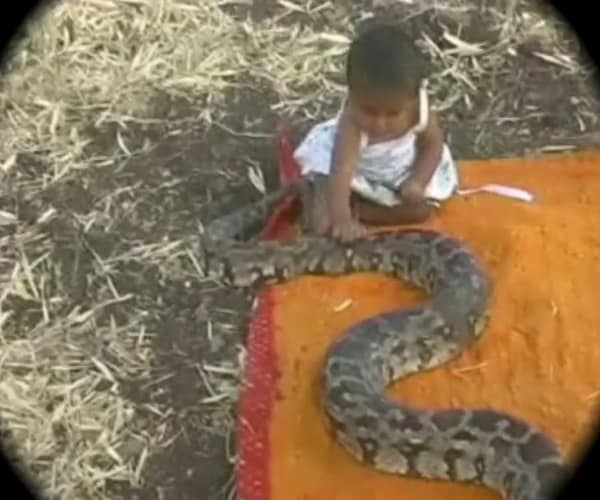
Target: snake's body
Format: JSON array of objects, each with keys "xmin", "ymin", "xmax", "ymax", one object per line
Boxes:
[{"xmin": 199, "ymin": 182, "xmax": 569, "ymax": 500}]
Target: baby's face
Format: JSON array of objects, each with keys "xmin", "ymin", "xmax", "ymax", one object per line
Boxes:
[{"xmin": 347, "ymin": 87, "xmax": 418, "ymax": 140}]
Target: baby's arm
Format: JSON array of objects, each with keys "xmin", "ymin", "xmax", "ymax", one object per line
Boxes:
[
  {"xmin": 412, "ymin": 109, "xmax": 445, "ymax": 185},
  {"xmin": 328, "ymin": 109, "xmax": 361, "ymax": 218},
  {"xmin": 400, "ymin": 109, "xmax": 445, "ymax": 202},
  {"xmin": 327, "ymin": 109, "xmax": 366, "ymax": 241}
]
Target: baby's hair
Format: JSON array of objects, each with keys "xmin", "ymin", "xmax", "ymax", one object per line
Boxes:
[{"xmin": 346, "ymin": 22, "xmax": 428, "ymax": 97}]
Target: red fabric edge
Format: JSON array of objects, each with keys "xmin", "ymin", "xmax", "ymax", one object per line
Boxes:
[
  {"xmin": 237, "ymin": 123, "xmax": 301, "ymax": 500},
  {"xmin": 261, "ymin": 120, "xmax": 302, "ymax": 241},
  {"xmin": 236, "ymin": 288, "xmax": 276, "ymax": 500}
]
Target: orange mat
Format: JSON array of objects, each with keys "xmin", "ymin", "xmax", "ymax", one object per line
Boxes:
[{"xmin": 237, "ymin": 150, "xmax": 600, "ymax": 500}]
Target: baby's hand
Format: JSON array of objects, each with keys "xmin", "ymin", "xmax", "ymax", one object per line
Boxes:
[
  {"xmin": 329, "ymin": 210, "xmax": 366, "ymax": 243},
  {"xmin": 399, "ymin": 178, "xmax": 426, "ymax": 204}
]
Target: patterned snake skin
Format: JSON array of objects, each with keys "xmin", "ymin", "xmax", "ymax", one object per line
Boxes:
[{"xmin": 199, "ymin": 181, "xmax": 569, "ymax": 500}]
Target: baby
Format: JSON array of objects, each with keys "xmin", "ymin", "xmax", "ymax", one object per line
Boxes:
[{"xmin": 294, "ymin": 23, "xmax": 459, "ymax": 242}]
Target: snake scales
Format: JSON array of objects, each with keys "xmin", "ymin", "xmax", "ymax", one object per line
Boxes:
[{"xmin": 199, "ymin": 181, "xmax": 569, "ymax": 500}]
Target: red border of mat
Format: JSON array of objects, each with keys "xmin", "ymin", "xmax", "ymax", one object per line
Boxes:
[{"xmin": 237, "ymin": 123, "xmax": 301, "ymax": 500}]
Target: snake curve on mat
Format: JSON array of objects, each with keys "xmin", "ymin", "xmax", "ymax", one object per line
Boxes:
[{"xmin": 198, "ymin": 181, "xmax": 569, "ymax": 500}]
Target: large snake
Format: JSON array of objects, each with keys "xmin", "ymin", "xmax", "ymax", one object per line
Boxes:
[{"xmin": 198, "ymin": 181, "xmax": 570, "ymax": 500}]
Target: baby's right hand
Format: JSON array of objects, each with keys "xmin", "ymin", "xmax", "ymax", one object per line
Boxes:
[{"xmin": 329, "ymin": 210, "xmax": 366, "ymax": 243}]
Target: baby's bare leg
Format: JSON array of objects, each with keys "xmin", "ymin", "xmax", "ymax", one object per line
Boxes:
[
  {"xmin": 351, "ymin": 194, "xmax": 433, "ymax": 226},
  {"xmin": 300, "ymin": 174, "xmax": 331, "ymax": 235}
]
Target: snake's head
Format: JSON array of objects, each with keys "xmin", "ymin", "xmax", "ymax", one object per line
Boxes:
[{"xmin": 197, "ymin": 226, "xmax": 247, "ymax": 286}]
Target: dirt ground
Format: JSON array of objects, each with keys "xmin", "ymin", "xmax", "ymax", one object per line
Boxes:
[{"xmin": 1, "ymin": 1, "xmax": 600, "ymax": 500}]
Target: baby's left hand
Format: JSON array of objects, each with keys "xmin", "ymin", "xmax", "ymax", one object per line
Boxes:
[{"xmin": 399, "ymin": 178, "xmax": 426, "ymax": 204}]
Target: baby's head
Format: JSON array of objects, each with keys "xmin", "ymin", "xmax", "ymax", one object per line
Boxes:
[{"xmin": 345, "ymin": 23, "xmax": 428, "ymax": 139}]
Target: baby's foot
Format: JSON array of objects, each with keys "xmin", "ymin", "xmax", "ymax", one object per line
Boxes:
[
  {"xmin": 300, "ymin": 175, "xmax": 330, "ymax": 235},
  {"xmin": 310, "ymin": 176, "xmax": 331, "ymax": 235}
]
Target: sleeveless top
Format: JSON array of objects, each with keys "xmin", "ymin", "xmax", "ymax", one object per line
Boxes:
[{"xmin": 338, "ymin": 81, "xmax": 440, "ymax": 190}]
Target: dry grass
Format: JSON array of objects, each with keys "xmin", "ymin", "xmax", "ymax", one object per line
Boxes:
[{"xmin": 0, "ymin": 1, "xmax": 596, "ymax": 499}]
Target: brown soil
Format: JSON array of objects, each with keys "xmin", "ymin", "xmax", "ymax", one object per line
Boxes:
[{"xmin": 7, "ymin": 1, "xmax": 600, "ymax": 499}]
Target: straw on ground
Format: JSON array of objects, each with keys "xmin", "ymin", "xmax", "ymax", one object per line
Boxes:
[{"xmin": 0, "ymin": 1, "xmax": 595, "ymax": 499}]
